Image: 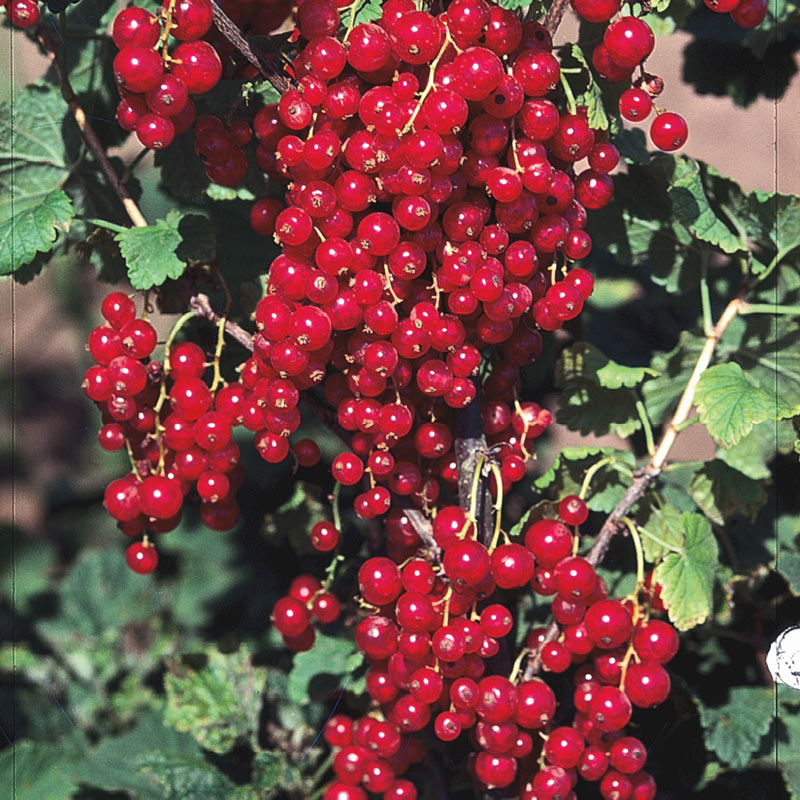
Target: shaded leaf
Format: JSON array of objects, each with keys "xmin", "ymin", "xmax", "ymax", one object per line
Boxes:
[
  {"xmin": 700, "ymin": 686, "xmax": 775, "ymax": 769},
  {"xmin": 688, "ymin": 459, "xmax": 768, "ymax": 524},
  {"xmin": 242, "ymin": 751, "xmax": 303, "ymax": 799},
  {"xmin": 288, "ymin": 632, "xmax": 362, "ymax": 706},
  {"xmin": 74, "ymin": 709, "xmax": 202, "ymax": 799},
  {"xmin": 653, "ymin": 512, "xmax": 718, "ymax": 630},
  {"xmin": 0, "ymin": 737, "xmax": 83, "ymax": 800},
  {"xmin": 667, "ymin": 157, "xmax": 746, "ymax": 254},
  {"xmin": 164, "ymin": 646, "xmax": 267, "ymax": 753},
  {"xmin": 555, "ymin": 342, "xmax": 646, "ymax": 438}
]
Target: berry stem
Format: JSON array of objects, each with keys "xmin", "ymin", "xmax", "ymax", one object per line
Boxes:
[
  {"xmin": 578, "ymin": 456, "xmax": 614, "ymax": 500},
  {"xmin": 487, "ymin": 463, "xmax": 505, "ymax": 552},
  {"xmin": 620, "ymin": 516, "xmax": 645, "ymax": 596},
  {"xmin": 739, "ymin": 302, "xmax": 800, "ymax": 316},
  {"xmin": 331, "ymin": 481, "xmax": 343, "ymax": 532},
  {"xmin": 190, "ymin": 293, "xmax": 254, "ymax": 351},
  {"xmin": 635, "ymin": 400, "xmax": 656, "ymax": 456},
  {"xmin": 401, "ymin": 27, "xmax": 455, "ymax": 135},
  {"xmin": 559, "ymin": 72, "xmax": 577, "ymax": 115}
]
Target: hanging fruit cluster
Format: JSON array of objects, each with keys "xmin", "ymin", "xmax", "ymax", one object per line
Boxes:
[{"xmin": 73, "ymin": 0, "xmax": 773, "ymax": 794}]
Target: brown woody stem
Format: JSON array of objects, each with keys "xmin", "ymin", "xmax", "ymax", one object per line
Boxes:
[
  {"xmin": 521, "ymin": 293, "xmax": 745, "ymax": 679},
  {"xmin": 38, "ymin": 29, "xmax": 148, "ymax": 229}
]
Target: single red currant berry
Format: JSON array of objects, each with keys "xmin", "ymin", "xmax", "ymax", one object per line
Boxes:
[
  {"xmin": 624, "ymin": 661, "xmax": 671, "ymax": 707},
  {"xmin": 558, "ymin": 494, "xmax": 589, "ymax": 525},
  {"xmin": 589, "ymin": 685, "xmax": 632, "ymax": 731},
  {"xmin": 543, "ymin": 726, "xmax": 586, "ymax": 769},
  {"xmin": 272, "ymin": 596, "xmax": 311, "ymax": 637},
  {"xmin": 649, "ymin": 112, "xmax": 688, "ymax": 152},
  {"xmin": 126, "ymin": 540, "xmax": 158, "ymax": 574},
  {"xmin": 632, "ymin": 619, "xmax": 679, "ymax": 663},
  {"xmin": 619, "ymin": 87, "xmax": 653, "ymax": 122},
  {"xmin": 585, "ymin": 599, "xmax": 634, "ymax": 649}
]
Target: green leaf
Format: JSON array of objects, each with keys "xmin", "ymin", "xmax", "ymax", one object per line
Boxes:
[
  {"xmin": 164, "ymin": 646, "xmax": 267, "ymax": 753},
  {"xmin": 773, "ymin": 514, "xmax": 800, "ymax": 595},
  {"xmin": 653, "ymin": 512, "xmax": 718, "ymax": 630},
  {"xmin": 639, "ymin": 504, "xmax": 686, "ymax": 563},
  {"xmin": 74, "ymin": 709, "xmax": 203, "ymax": 799},
  {"xmin": 775, "ymin": 699, "xmax": 800, "ymax": 797},
  {"xmin": 340, "ymin": 0, "xmax": 383, "ymax": 26},
  {"xmin": 0, "ymin": 188, "xmax": 74, "ymax": 274},
  {"xmin": 694, "ymin": 362, "xmax": 786, "ymax": 448},
  {"xmin": 288, "ymin": 632, "xmax": 362, "ymax": 706},
  {"xmin": 163, "ymin": 517, "xmax": 243, "ymax": 629},
  {"xmin": 555, "ymin": 342, "xmax": 647, "ymax": 438},
  {"xmin": 116, "ymin": 210, "xmax": 203, "ymax": 289},
  {"xmin": 137, "ymin": 752, "xmax": 237, "ymax": 798},
  {"xmin": 0, "ymin": 82, "xmax": 81, "ymax": 274},
  {"xmin": 497, "ymin": 0, "xmax": 532, "ymax": 8},
  {"xmin": 688, "ymin": 459, "xmax": 767, "ymax": 524},
  {"xmin": 718, "ymin": 418, "xmax": 795, "ymax": 480},
  {"xmin": 35, "ymin": 547, "xmax": 160, "ymax": 685},
  {"xmin": 667, "ymin": 157, "xmax": 746, "ymax": 254},
  {"xmin": 700, "ymin": 686, "xmax": 775, "ymax": 769},
  {"xmin": 0, "ymin": 737, "xmax": 83, "ymax": 800},
  {"xmin": 243, "ymin": 751, "xmax": 303, "ymax": 799}
]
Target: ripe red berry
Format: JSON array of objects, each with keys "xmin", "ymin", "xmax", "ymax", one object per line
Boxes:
[
  {"xmin": 649, "ymin": 112, "xmax": 688, "ymax": 152},
  {"xmin": 126, "ymin": 541, "xmax": 158, "ymax": 574}
]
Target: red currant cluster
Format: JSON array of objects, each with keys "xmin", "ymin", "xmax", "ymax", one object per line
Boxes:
[
  {"xmin": 272, "ymin": 572, "xmax": 344, "ymax": 650},
  {"xmin": 83, "ymin": 292, "xmax": 244, "ymax": 573},
  {"xmin": 112, "ymin": 0, "xmax": 222, "ymax": 151},
  {"xmin": 567, "ymin": 0, "xmax": 689, "ymax": 152},
  {"xmin": 307, "ymin": 496, "xmax": 675, "ymax": 798}
]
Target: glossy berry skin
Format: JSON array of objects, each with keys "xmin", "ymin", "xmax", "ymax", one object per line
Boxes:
[
  {"xmin": 619, "ymin": 87, "xmax": 653, "ymax": 122},
  {"xmin": 584, "ymin": 599, "xmax": 633, "ymax": 648},
  {"xmin": 650, "ymin": 112, "xmax": 688, "ymax": 152},
  {"xmin": 113, "ymin": 47, "xmax": 164, "ymax": 93},
  {"xmin": 272, "ymin": 596, "xmax": 311, "ymax": 637},
  {"xmin": 136, "ymin": 113, "xmax": 175, "ymax": 150},
  {"xmin": 603, "ymin": 16, "xmax": 655, "ymax": 68},
  {"xmin": 169, "ymin": 0, "xmax": 214, "ymax": 40},
  {"xmin": 524, "ymin": 518, "xmax": 572, "ymax": 565},
  {"xmin": 624, "ymin": 661, "xmax": 671, "ymax": 707},
  {"xmin": 358, "ymin": 557, "xmax": 402, "ymax": 606},
  {"xmin": 112, "ymin": 7, "xmax": 161, "ymax": 49},
  {"xmin": 589, "ymin": 685, "xmax": 632, "ymax": 731},
  {"xmin": 633, "ymin": 619, "xmax": 680, "ymax": 663},
  {"xmin": 310, "ymin": 520, "xmax": 339, "ymax": 551},
  {"xmin": 554, "ymin": 556, "xmax": 598, "ymax": 601},
  {"xmin": 544, "ymin": 726, "xmax": 586, "ymax": 769},
  {"xmin": 126, "ymin": 541, "xmax": 158, "ymax": 574},
  {"xmin": 558, "ymin": 494, "xmax": 588, "ymax": 525},
  {"xmin": 171, "ymin": 41, "xmax": 223, "ymax": 94},
  {"xmin": 443, "ymin": 539, "xmax": 491, "ymax": 588}
]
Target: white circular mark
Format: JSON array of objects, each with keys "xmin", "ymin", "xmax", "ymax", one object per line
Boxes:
[{"xmin": 767, "ymin": 626, "xmax": 800, "ymax": 690}]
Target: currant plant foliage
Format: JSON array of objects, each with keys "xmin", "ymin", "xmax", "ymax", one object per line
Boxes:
[{"xmin": 2, "ymin": 0, "xmax": 800, "ymax": 797}]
